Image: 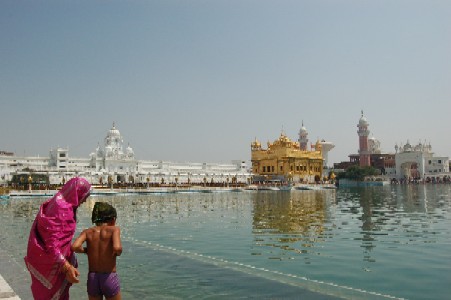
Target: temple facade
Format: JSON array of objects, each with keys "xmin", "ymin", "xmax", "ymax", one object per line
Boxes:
[
  {"xmin": 392, "ymin": 141, "xmax": 449, "ymax": 182},
  {"xmin": 251, "ymin": 132, "xmax": 324, "ymax": 183}
]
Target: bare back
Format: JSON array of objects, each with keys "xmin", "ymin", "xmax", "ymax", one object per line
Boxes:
[{"xmin": 85, "ymin": 225, "xmax": 121, "ymax": 273}]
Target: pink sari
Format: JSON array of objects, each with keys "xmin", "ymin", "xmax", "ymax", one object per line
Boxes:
[{"xmin": 24, "ymin": 177, "xmax": 91, "ymax": 300}]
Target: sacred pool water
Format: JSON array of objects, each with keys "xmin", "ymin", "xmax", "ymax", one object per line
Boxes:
[{"xmin": 1, "ymin": 185, "xmax": 450, "ymax": 299}]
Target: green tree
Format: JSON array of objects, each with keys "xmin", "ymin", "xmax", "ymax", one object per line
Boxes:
[{"xmin": 337, "ymin": 165, "xmax": 378, "ymax": 181}]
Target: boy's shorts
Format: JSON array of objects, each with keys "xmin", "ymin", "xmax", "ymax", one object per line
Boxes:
[{"xmin": 87, "ymin": 272, "xmax": 120, "ymax": 298}]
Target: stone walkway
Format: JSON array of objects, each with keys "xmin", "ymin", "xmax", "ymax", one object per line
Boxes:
[
  {"xmin": 0, "ymin": 247, "xmax": 31, "ymax": 300},
  {"xmin": 0, "ymin": 275, "xmax": 20, "ymax": 300}
]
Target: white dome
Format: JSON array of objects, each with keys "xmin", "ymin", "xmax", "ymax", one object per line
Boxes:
[
  {"xmin": 105, "ymin": 122, "xmax": 123, "ymax": 147},
  {"xmin": 358, "ymin": 111, "xmax": 368, "ymax": 126},
  {"xmin": 299, "ymin": 121, "xmax": 308, "ymax": 136},
  {"xmin": 108, "ymin": 123, "xmax": 121, "ymax": 137},
  {"xmin": 358, "ymin": 116, "xmax": 368, "ymax": 126}
]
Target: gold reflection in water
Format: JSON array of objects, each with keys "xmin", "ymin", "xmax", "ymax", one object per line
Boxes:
[{"xmin": 251, "ymin": 191, "xmax": 331, "ymax": 257}]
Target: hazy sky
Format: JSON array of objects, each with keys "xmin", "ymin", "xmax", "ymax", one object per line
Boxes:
[{"xmin": 1, "ymin": 0, "xmax": 450, "ymax": 166}]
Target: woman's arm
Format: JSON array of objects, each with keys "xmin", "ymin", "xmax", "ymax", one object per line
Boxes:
[{"xmin": 61, "ymin": 260, "xmax": 80, "ymax": 283}]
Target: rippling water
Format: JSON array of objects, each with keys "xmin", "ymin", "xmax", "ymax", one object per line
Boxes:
[{"xmin": 1, "ymin": 185, "xmax": 450, "ymax": 299}]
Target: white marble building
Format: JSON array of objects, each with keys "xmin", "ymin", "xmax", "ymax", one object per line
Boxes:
[
  {"xmin": 0, "ymin": 123, "xmax": 251, "ymax": 185},
  {"xmin": 393, "ymin": 141, "xmax": 449, "ymax": 181}
]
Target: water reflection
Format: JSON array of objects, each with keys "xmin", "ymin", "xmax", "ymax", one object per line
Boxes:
[
  {"xmin": 336, "ymin": 185, "xmax": 451, "ymax": 263},
  {"xmin": 397, "ymin": 184, "xmax": 447, "ymax": 213},
  {"xmin": 251, "ymin": 191, "xmax": 335, "ymax": 259}
]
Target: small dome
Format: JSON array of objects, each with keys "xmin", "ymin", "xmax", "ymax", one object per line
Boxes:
[
  {"xmin": 251, "ymin": 137, "xmax": 261, "ymax": 150},
  {"xmin": 299, "ymin": 121, "xmax": 308, "ymax": 135},
  {"xmin": 125, "ymin": 144, "xmax": 134, "ymax": 157},
  {"xmin": 108, "ymin": 122, "xmax": 121, "ymax": 137},
  {"xmin": 279, "ymin": 133, "xmax": 289, "ymax": 142},
  {"xmin": 358, "ymin": 111, "xmax": 368, "ymax": 126},
  {"xmin": 403, "ymin": 140, "xmax": 412, "ymax": 152},
  {"xmin": 359, "ymin": 116, "xmax": 368, "ymax": 126}
]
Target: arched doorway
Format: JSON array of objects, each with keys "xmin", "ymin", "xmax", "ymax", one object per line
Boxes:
[{"xmin": 400, "ymin": 162, "xmax": 420, "ymax": 180}]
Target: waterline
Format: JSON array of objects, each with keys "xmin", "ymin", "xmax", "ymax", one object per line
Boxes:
[{"xmin": 126, "ymin": 236, "xmax": 402, "ymax": 300}]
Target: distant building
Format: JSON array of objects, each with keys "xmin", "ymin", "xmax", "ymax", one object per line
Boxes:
[
  {"xmin": 334, "ymin": 112, "xmax": 450, "ymax": 182},
  {"xmin": 298, "ymin": 122, "xmax": 335, "ymax": 168},
  {"xmin": 0, "ymin": 123, "xmax": 251, "ymax": 185},
  {"xmin": 345, "ymin": 153, "xmax": 396, "ymax": 176},
  {"xmin": 298, "ymin": 121, "xmax": 309, "ymax": 151},
  {"xmin": 392, "ymin": 141, "xmax": 449, "ymax": 182},
  {"xmin": 0, "ymin": 151, "xmax": 14, "ymax": 156},
  {"xmin": 357, "ymin": 111, "xmax": 371, "ymax": 167},
  {"xmin": 251, "ymin": 132, "xmax": 324, "ymax": 183}
]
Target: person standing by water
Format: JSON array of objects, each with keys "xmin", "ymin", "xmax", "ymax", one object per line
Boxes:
[
  {"xmin": 24, "ymin": 177, "xmax": 91, "ymax": 300},
  {"xmin": 71, "ymin": 202, "xmax": 122, "ymax": 300}
]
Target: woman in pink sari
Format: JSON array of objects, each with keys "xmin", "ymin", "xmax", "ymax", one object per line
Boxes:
[{"xmin": 24, "ymin": 177, "xmax": 91, "ymax": 300}]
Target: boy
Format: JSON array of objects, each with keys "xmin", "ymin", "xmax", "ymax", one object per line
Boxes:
[{"xmin": 72, "ymin": 202, "xmax": 122, "ymax": 300}]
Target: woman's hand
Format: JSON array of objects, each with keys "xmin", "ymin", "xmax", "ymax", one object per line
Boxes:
[
  {"xmin": 65, "ymin": 265, "xmax": 80, "ymax": 283},
  {"xmin": 62, "ymin": 261, "xmax": 80, "ymax": 283}
]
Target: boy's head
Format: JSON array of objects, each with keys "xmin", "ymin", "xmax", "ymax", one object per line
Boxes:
[{"xmin": 92, "ymin": 202, "xmax": 117, "ymax": 225}]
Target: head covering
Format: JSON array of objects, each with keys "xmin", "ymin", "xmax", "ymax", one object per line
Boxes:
[
  {"xmin": 59, "ymin": 177, "xmax": 91, "ymax": 207},
  {"xmin": 92, "ymin": 202, "xmax": 117, "ymax": 224},
  {"xmin": 24, "ymin": 177, "xmax": 91, "ymax": 299}
]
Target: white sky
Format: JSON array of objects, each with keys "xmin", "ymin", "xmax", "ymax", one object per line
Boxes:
[{"xmin": 1, "ymin": 0, "xmax": 450, "ymax": 165}]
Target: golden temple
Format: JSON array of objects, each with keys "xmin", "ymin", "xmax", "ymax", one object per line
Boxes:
[{"xmin": 251, "ymin": 132, "xmax": 323, "ymax": 183}]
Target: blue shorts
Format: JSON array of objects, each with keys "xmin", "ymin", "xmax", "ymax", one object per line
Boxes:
[{"xmin": 87, "ymin": 272, "xmax": 121, "ymax": 298}]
